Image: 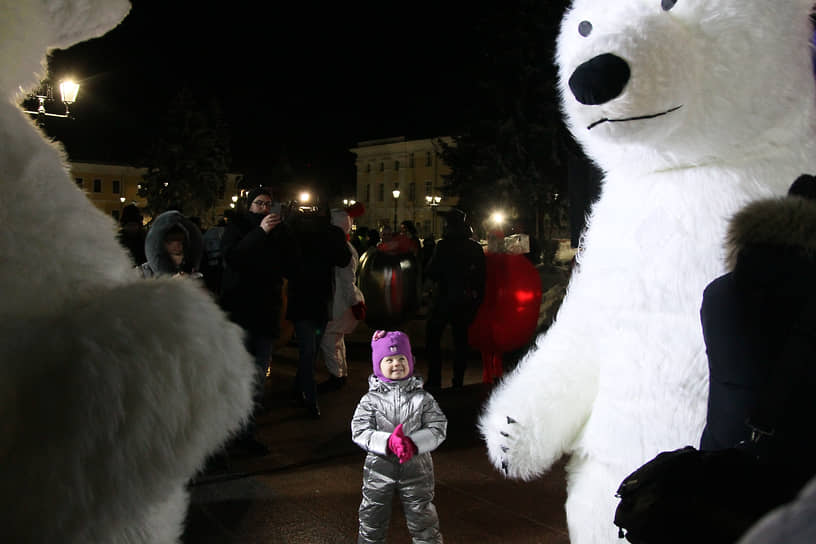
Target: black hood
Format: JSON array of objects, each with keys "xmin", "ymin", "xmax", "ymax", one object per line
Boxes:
[{"xmin": 144, "ymin": 210, "xmax": 204, "ymax": 275}]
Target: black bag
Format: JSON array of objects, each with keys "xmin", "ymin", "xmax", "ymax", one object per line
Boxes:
[{"xmin": 614, "ymin": 446, "xmax": 794, "ymax": 544}]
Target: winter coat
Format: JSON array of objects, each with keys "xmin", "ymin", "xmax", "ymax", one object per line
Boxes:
[
  {"xmin": 139, "ymin": 211, "xmax": 203, "ymax": 278},
  {"xmin": 351, "ymin": 374, "xmax": 447, "ymax": 543},
  {"xmin": 329, "ymin": 209, "xmax": 364, "ymax": 323},
  {"xmin": 351, "ymin": 374, "xmax": 447, "ymax": 458},
  {"xmin": 220, "ymin": 210, "xmax": 295, "ymax": 336},
  {"xmin": 700, "ymin": 194, "xmax": 816, "ymax": 493},
  {"xmin": 285, "ymin": 211, "xmax": 351, "ymax": 323},
  {"xmin": 425, "ymin": 222, "xmax": 486, "ymax": 321}
]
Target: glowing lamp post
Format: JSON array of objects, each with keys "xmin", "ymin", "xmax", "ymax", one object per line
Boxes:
[
  {"xmin": 425, "ymin": 194, "xmax": 441, "ymax": 234},
  {"xmin": 23, "ymin": 79, "xmax": 80, "ymax": 119},
  {"xmin": 392, "ymin": 189, "xmax": 401, "ymax": 231}
]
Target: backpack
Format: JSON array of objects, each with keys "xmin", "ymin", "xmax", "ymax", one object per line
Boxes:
[{"xmin": 614, "ymin": 446, "xmax": 790, "ymax": 544}]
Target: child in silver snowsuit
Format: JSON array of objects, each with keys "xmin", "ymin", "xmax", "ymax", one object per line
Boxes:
[{"xmin": 351, "ymin": 330, "xmax": 447, "ymax": 544}]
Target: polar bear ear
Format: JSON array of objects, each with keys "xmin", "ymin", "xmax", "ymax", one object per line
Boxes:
[
  {"xmin": 41, "ymin": 0, "xmax": 131, "ymax": 51},
  {"xmin": 1, "ymin": 0, "xmax": 130, "ymax": 102}
]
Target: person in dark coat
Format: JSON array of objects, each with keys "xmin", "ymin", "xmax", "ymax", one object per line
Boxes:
[
  {"xmin": 220, "ymin": 187, "xmax": 295, "ymax": 452},
  {"xmin": 286, "ymin": 205, "xmax": 352, "ymax": 418},
  {"xmin": 424, "ymin": 209, "xmax": 486, "ymax": 389},
  {"xmin": 700, "ymin": 174, "xmax": 816, "ymax": 500},
  {"xmin": 139, "ymin": 210, "xmax": 203, "ymax": 279},
  {"xmin": 117, "ymin": 204, "xmax": 147, "ymax": 266}
]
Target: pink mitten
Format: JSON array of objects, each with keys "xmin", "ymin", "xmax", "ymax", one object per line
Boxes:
[
  {"xmin": 398, "ymin": 436, "xmax": 418, "ymax": 464},
  {"xmin": 388, "ymin": 424, "xmax": 407, "ymax": 459}
]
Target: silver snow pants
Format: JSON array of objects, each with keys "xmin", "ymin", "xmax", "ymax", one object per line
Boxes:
[{"xmin": 358, "ymin": 452, "xmax": 442, "ymax": 544}]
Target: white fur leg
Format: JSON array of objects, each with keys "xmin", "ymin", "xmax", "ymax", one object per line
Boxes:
[{"xmin": 564, "ymin": 456, "xmax": 625, "ymax": 544}]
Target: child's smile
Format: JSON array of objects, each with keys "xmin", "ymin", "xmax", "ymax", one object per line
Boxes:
[{"xmin": 380, "ymin": 354, "xmax": 410, "ymax": 380}]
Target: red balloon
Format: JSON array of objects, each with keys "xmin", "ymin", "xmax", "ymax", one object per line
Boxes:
[{"xmin": 469, "ymin": 253, "xmax": 542, "ymax": 383}]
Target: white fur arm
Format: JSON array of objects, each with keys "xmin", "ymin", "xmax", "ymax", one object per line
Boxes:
[
  {"xmin": 479, "ymin": 296, "xmax": 600, "ymax": 480},
  {"xmin": 0, "ymin": 280, "xmax": 255, "ymax": 542}
]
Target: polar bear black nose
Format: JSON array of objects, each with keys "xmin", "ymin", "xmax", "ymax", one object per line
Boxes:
[{"xmin": 568, "ymin": 53, "xmax": 631, "ymax": 105}]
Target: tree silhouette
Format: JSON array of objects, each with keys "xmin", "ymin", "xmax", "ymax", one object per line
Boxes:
[
  {"xmin": 138, "ymin": 88, "xmax": 231, "ymax": 220},
  {"xmin": 438, "ymin": 0, "xmax": 570, "ymax": 240}
]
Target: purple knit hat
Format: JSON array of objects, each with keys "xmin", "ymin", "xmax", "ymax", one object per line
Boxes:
[{"xmin": 371, "ymin": 330, "xmax": 414, "ymax": 381}]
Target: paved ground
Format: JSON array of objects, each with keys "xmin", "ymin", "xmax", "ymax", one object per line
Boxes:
[{"xmin": 182, "ymin": 320, "xmax": 571, "ymax": 544}]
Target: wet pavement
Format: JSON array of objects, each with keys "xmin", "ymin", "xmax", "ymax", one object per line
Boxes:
[{"xmin": 183, "ymin": 321, "xmax": 570, "ymax": 544}]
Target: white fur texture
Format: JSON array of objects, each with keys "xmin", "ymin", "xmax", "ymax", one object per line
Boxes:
[
  {"xmin": 0, "ymin": 2, "xmax": 255, "ymax": 542},
  {"xmin": 480, "ymin": 2, "xmax": 816, "ymax": 543}
]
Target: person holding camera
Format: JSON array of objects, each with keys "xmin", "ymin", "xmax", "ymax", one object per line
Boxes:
[{"xmin": 219, "ymin": 187, "xmax": 295, "ymax": 454}]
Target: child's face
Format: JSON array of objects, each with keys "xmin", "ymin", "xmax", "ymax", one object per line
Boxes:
[{"xmin": 379, "ymin": 354, "xmax": 410, "ymax": 380}]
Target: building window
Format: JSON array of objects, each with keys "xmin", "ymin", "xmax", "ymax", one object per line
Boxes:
[
  {"xmin": 395, "ymin": 160, "xmax": 400, "ymax": 171},
  {"xmin": 409, "ymin": 153, "xmax": 414, "ymax": 167},
  {"xmin": 93, "ymin": 179, "xmax": 102, "ymax": 193},
  {"xmin": 377, "ymin": 184, "xmax": 384, "ymax": 202},
  {"xmin": 425, "ymin": 181, "xmax": 432, "ymax": 195},
  {"xmin": 379, "ymin": 162, "xmax": 384, "ymax": 172},
  {"xmin": 365, "ymin": 184, "xmax": 371, "ymax": 202},
  {"xmin": 425, "ymin": 152, "xmax": 432, "ymax": 166},
  {"xmin": 112, "ymin": 210, "xmax": 120, "ymax": 221},
  {"xmin": 112, "ymin": 180, "xmax": 121, "ymax": 194},
  {"xmin": 409, "ymin": 183, "xmax": 416, "ymax": 201},
  {"xmin": 366, "ymin": 163, "xmax": 371, "ymax": 173},
  {"xmin": 75, "ymin": 177, "xmax": 83, "ymax": 188}
]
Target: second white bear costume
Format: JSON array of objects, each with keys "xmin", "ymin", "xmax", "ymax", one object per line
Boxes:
[{"xmin": 480, "ymin": 2, "xmax": 816, "ymax": 543}]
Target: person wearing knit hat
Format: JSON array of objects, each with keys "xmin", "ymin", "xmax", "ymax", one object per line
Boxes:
[{"xmin": 351, "ymin": 330, "xmax": 447, "ymax": 544}]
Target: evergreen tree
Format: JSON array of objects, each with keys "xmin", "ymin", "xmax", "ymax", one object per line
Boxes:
[
  {"xmin": 439, "ymin": 0, "xmax": 570, "ymax": 240},
  {"xmin": 138, "ymin": 88, "xmax": 231, "ymax": 220}
]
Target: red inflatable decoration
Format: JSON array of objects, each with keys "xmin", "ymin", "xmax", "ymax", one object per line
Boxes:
[{"xmin": 468, "ymin": 251, "xmax": 542, "ymax": 384}]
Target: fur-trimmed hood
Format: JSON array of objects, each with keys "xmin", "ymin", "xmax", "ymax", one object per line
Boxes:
[
  {"xmin": 144, "ymin": 211, "xmax": 203, "ymax": 276},
  {"xmin": 725, "ymin": 196, "xmax": 816, "ymax": 272}
]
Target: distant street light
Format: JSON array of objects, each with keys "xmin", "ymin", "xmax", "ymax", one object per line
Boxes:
[
  {"xmin": 392, "ymin": 189, "xmax": 401, "ymax": 231},
  {"xmin": 22, "ymin": 79, "xmax": 80, "ymax": 119},
  {"xmin": 425, "ymin": 194, "xmax": 442, "ymax": 234}
]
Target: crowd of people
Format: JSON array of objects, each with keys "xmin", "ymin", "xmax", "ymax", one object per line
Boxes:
[{"xmin": 117, "ymin": 191, "xmax": 486, "ymax": 422}]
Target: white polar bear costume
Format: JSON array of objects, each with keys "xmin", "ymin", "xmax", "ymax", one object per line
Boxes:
[
  {"xmin": 0, "ymin": 1, "xmax": 255, "ymax": 542},
  {"xmin": 480, "ymin": 2, "xmax": 816, "ymax": 543}
]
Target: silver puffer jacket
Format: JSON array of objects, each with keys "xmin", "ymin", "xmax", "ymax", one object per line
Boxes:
[{"xmin": 351, "ymin": 375, "xmax": 447, "ymax": 544}]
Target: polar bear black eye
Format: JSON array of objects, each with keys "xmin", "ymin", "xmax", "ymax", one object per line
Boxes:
[
  {"xmin": 661, "ymin": 0, "xmax": 677, "ymax": 10},
  {"xmin": 578, "ymin": 20, "xmax": 592, "ymax": 37}
]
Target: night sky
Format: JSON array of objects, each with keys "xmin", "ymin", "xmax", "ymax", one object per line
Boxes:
[{"xmin": 41, "ymin": 1, "xmax": 489, "ymax": 192}]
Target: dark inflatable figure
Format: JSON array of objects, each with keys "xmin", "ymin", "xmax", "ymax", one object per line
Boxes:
[{"xmin": 358, "ymin": 245, "xmax": 422, "ymax": 330}]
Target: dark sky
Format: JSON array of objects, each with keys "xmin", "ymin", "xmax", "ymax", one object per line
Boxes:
[{"xmin": 41, "ymin": 1, "xmax": 486, "ymax": 191}]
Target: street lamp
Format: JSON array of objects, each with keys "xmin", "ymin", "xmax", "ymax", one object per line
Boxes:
[
  {"xmin": 425, "ymin": 194, "xmax": 442, "ymax": 234},
  {"xmin": 22, "ymin": 79, "xmax": 80, "ymax": 119},
  {"xmin": 392, "ymin": 189, "xmax": 401, "ymax": 231}
]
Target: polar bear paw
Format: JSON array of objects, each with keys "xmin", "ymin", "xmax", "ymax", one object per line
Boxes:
[{"xmin": 481, "ymin": 410, "xmax": 546, "ymax": 481}]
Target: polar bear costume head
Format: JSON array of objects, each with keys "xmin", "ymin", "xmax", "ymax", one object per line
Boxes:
[
  {"xmin": 481, "ymin": 2, "xmax": 816, "ymax": 543},
  {"xmin": 558, "ymin": 0, "xmax": 816, "ymax": 176}
]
